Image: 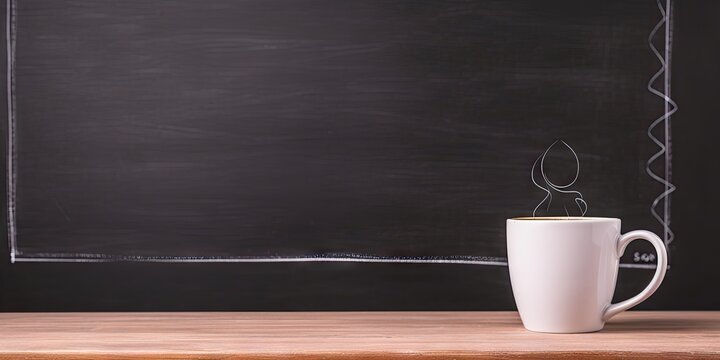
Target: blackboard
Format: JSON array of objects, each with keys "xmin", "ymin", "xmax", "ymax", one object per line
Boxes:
[{"xmin": 1, "ymin": 0, "xmax": 718, "ymax": 310}]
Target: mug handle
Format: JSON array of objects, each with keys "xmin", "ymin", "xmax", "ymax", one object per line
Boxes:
[{"xmin": 602, "ymin": 230, "xmax": 668, "ymax": 321}]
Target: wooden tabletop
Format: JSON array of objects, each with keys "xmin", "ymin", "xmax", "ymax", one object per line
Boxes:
[{"xmin": 0, "ymin": 311, "xmax": 717, "ymax": 359}]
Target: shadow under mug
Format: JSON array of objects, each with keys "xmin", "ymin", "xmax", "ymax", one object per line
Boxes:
[{"xmin": 506, "ymin": 217, "xmax": 667, "ymax": 333}]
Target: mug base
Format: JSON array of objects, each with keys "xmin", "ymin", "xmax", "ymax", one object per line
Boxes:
[{"xmin": 522, "ymin": 324, "xmax": 604, "ymax": 334}]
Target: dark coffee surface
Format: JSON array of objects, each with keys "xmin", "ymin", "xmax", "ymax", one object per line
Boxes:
[{"xmin": 511, "ymin": 217, "xmax": 598, "ymax": 221}]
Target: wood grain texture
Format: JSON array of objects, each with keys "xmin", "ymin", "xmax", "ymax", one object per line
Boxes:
[{"xmin": 0, "ymin": 311, "xmax": 717, "ymax": 359}]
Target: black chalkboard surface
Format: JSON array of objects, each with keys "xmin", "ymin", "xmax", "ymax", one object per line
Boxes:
[{"xmin": 1, "ymin": 0, "xmax": 718, "ymax": 310}]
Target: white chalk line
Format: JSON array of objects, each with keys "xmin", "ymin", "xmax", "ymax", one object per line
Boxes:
[
  {"xmin": 4, "ymin": 1, "xmax": 673, "ymax": 269},
  {"xmin": 12, "ymin": 253, "xmax": 507, "ymax": 266},
  {"xmin": 5, "ymin": 0, "xmax": 17, "ymax": 263},
  {"xmin": 11, "ymin": 253, "xmax": 660, "ymax": 269},
  {"xmin": 647, "ymin": 0, "xmax": 677, "ymax": 248},
  {"xmin": 531, "ymin": 140, "xmax": 587, "ymax": 217}
]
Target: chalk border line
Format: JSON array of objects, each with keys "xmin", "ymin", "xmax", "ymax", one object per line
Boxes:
[{"xmin": 5, "ymin": 0, "xmax": 673, "ymax": 269}]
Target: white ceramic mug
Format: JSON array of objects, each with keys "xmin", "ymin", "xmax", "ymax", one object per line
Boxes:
[{"xmin": 506, "ymin": 217, "xmax": 667, "ymax": 333}]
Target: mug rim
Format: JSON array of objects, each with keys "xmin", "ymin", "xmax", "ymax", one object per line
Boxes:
[{"xmin": 508, "ymin": 216, "xmax": 619, "ymax": 222}]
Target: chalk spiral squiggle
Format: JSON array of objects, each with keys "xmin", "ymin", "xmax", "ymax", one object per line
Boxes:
[
  {"xmin": 647, "ymin": 0, "xmax": 677, "ymax": 246},
  {"xmin": 531, "ymin": 140, "xmax": 588, "ymax": 218}
]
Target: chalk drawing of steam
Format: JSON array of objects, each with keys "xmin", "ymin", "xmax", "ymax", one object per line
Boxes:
[{"xmin": 531, "ymin": 140, "xmax": 588, "ymax": 218}]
